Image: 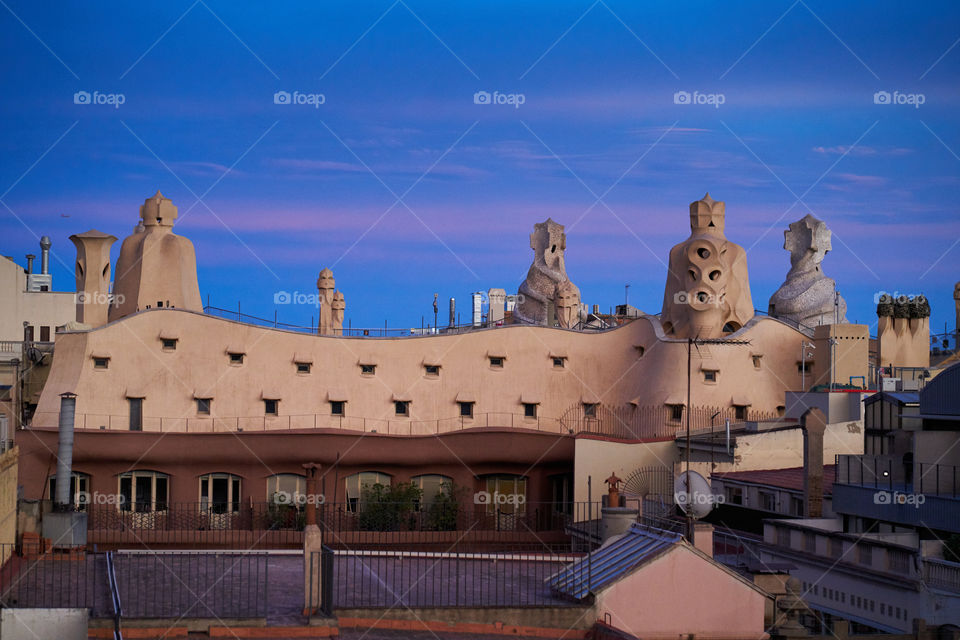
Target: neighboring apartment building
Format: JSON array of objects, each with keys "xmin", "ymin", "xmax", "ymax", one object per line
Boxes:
[
  {"xmin": 0, "ymin": 239, "xmax": 74, "ymax": 440},
  {"xmin": 730, "ymin": 364, "xmax": 960, "ymax": 633}
]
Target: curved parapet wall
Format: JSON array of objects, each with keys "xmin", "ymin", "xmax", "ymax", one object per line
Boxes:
[{"xmin": 34, "ymin": 306, "xmax": 811, "ymax": 433}]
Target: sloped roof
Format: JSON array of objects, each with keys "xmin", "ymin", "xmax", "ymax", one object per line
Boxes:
[
  {"xmin": 547, "ymin": 524, "xmax": 683, "ymax": 599},
  {"xmin": 713, "ymin": 465, "xmax": 836, "ymax": 496},
  {"xmin": 863, "ymin": 391, "xmax": 919, "ymax": 407}
]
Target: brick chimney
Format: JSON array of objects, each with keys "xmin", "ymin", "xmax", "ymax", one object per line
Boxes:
[{"xmin": 801, "ymin": 407, "xmax": 827, "ymax": 518}]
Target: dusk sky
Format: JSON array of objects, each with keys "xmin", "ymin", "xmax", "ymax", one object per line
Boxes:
[{"xmin": 2, "ymin": 1, "xmax": 958, "ymax": 334}]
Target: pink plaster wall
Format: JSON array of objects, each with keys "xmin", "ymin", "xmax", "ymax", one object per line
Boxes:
[{"xmin": 595, "ymin": 545, "xmax": 768, "ymax": 639}]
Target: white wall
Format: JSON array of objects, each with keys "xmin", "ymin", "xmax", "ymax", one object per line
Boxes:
[{"xmin": 0, "ymin": 608, "xmax": 88, "ymax": 640}]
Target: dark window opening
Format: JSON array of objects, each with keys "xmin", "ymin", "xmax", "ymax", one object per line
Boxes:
[
  {"xmin": 395, "ymin": 401, "xmax": 409, "ymax": 417},
  {"xmin": 296, "ymin": 362, "xmax": 311, "ymax": 373},
  {"xmin": 583, "ymin": 403, "xmax": 598, "ymax": 418},
  {"xmin": 94, "ymin": 357, "xmax": 109, "ymax": 369},
  {"xmin": 489, "ymin": 357, "xmax": 504, "ymax": 368},
  {"xmin": 669, "ymin": 404, "xmax": 684, "ymax": 421},
  {"xmin": 264, "ymin": 399, "xmax": 278, "ymax": 415},
  {"xmin": 162, "ymin": 338, "xmax": 177, "ymax": 350},
  {"xmin": 196, "ymin": 398, "xmax": 211, "ymax": 415},
  {"xmin": 552, "ymin": 357, "xmax": 565, "ymax": 368},
  {"xmin": 523, "ymin": 403, "xmax": 537, "ymax": 418},
  {"xmin": 703, "ymin": 370, "xmax": 717, "ymax": 382},
  {"xmin": 360, "ymin": 364, "xmax": 376, "ymax": 375},
  {"xmin": 425, "ymin": 365, "xmax": 440, "ymax": 376},
  {"xmin": 330, "ymin": 401, "xmax": 345, "ymax": 416},
  {"xmin": 459, "ymin": 401, "xmax": 474, "ymax": 418},
  {"xmin": 40, "ymin": 326, "xmax": 50, "ymax": 342},
  {"xmin": 129, "ymin": 398, "xmax": 142, "ymax": 431},
  {"xmin": 229, "ymin": 352, "xmax": 244, "ymax": 364},
  {"xmin": 734, "ymin": 405, "xmax": 747, "ymax": 420}
]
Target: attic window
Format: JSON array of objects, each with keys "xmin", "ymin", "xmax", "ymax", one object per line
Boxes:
[
  {"xmin": 196, "ymin": 398, "xmax": 211, "ymax": 415},
  {"xmin": 734, "ymin": 405, "xmax": 748, "ymax": 420},
  {"xmin": 93, "ymin": 356, "xmax": 110, "ymax": 369},
  {"xmin": 583, "ymin": 403, "xmax": 598, "ymax": 418},
  {"xmin": 360, "ymin": 364, "xmax": 376, "ymax": 375},
  {"xmin": 552, "ymin": 357, "xmax": 565, "ymax": 368},
  {"xmin": 161, "ymin": 338, "xmax": 177, "ymax": 351},
  {"xmin": 264, "ymin": 399, "xmax": 278, "ymax": 416},
  {"xmin": 703, "ymin": 370, "xmax": 717, "ymax": 383},
  {"xmin": 668, "ymin": 404, "xmax": 684, "ymax": 422},
  {"xmin": 489, "ymin": 357, "xmax": 504, "ymax": 368},
  {"xmin": 296, "ymin": 362, "xmax": 311, "ymax": 374},
  {"xmin": 395, "ymin": 401, "xmax": 410, "ymax": 417},
  {"xmin": 228, "ymin": 352, "xmax": 244, "ymax": 365},
  {"xmin": 752, "ymin": 355, "xmax": 762, "ymax": 369},
  {"xmin": 424, "ymin": 365, "xmax": 440, "ymax": 376},
  {"xmin": 523, "ymin": 403, "xmax": 537, "ymax": 418}
]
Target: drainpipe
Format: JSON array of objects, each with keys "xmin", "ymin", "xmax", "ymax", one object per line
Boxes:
[
  {"xmin": 25, "ymin": 254, "xmax": 35, "ymax": 275},
  {"xmin": 55, "ymin": 392, "xmax": 77, "ymax": 510}
]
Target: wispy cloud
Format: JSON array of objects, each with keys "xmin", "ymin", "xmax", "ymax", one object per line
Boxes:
[{"xmin": 812, "ymin": 145, "xmax": 912, "ymax": 156}]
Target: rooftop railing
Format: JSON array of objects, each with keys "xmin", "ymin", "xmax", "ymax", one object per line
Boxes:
[{"xmin": 835, "ymin": 454, "xmax": 960, "ymax": 498}]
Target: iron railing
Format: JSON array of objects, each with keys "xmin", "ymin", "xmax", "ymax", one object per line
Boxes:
[
  {"xmin": 83, "ymin": 501, "xmax": 602, "ymax": 552},
  {"xmin": 0, "ymin": 543, "xmax": 110, "ymax": 612},
  {"xmin": 835, "ymin": 455, "xmax": 960, "ymax": 498}
]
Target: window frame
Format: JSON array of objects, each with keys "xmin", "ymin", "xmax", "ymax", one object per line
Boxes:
[
  {"xmin": 296, "ymin": 362, "xmax": 312, "ymax": 374},
  {"xmin": 523, "ymin": 402, "xmax": 537, "ymax": 419},
  {"xmin": 196, "ymin": 398, "xmax": 212, "ymax": 416},
  {"xmin": 118, "ymin": 470, "xmax": 169, "ymax": 513},
  {"xmin": 395, "ymin": 400, "xmax": 410, "ymax": 417},
  {"xmin": 228, "ymin": 352, "xmax": 244, "ymax": 365},
  {"xmin": 48, "ymin": 471, "xmax": 90, "ymax": 509},
  {"xmin": 128, "ymin": 397, "xmax": 143, "ymax": 431},
  {"xmin": 264, "ymin": 399, "xmax": 279, "ymax": 416},
  {"xmin": 330, "ymin": 400, "xmax": 345, "ymax": 416},
  {"xmin": 489, "ymin": 356, "xmax": 504, "ymax": 368},
  {"xmin": 360, "ymin": 364, "xmax": 376, "ymax": 375},
  {"xmin": 424, "ymin": 364, "xmax": 440, "ymax": 377},
  {"xmin": 458, "ymin": 401, "xmax": 474, "ymax": 418},
  {"xmin": 161, "ymin": 338, "xmax": 178, "ymax": 351},
  {"xmin": 199, "ymin": 472, "xmax": 242, "ymax": 514},
  {"xmin": 93, "ymin": 356, "xmax": 110, "ymax": 370}
]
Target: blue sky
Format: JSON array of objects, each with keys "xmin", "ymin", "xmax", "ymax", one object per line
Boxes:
[{"xmin": 1, "ymin": 1, "xmax": 958, "ymax": 334}]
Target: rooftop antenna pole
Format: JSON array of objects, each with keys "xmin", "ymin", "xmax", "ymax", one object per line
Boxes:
[{"xmin": 433, "ymin": 293, "xmax": 439, "ymax": 332}]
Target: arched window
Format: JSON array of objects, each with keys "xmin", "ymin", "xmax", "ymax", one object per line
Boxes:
[
  {"xmin": 411, "ymin": 474, "xmax": 453, "ymax": 509},
  {"xmin": 344, "ymin": 471, "xmax": 391, "ymax": 512},
  {"xmin": 266, "ymin": 473, "xmax": 306, "ymax": 505},
  {"xmin": 199, "ymin": 473, "xmax": 242, "ymax": 514},
  {"xmin": 48, "ymin": 472, "xmax": 90, "ymax": 510},
  {"xmin": 118, "ymin": 471, "xmax": 169, "ymax": 513}
]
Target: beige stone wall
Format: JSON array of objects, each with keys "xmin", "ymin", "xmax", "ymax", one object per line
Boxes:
[
  {"xmin": 0, "ymin": 446, "xmax": 17, "ymax": 562},
  {"xmin": 573, "ymin": 437, "xmax": 676, "ymax": 503},
  {"xmin": 811, "ymin": 323, "xmax": 870, "ymax": 388},
  {"xmin": 31, "ymin": 307, "xmax": 815, "ymax": 433}
]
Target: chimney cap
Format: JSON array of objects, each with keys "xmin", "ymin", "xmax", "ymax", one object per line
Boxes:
[{"xmin": 40, "ymin": 236, "xmax": 51, "ymax": 249}]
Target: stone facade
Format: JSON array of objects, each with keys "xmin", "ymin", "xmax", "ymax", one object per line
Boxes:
[{"xmin": 514, "ymin": 219, "xmax": 584, "ymax": 328}]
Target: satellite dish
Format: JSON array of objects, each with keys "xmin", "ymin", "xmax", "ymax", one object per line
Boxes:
[{"xmin": 674, "ymin": 470, "xmax": 717, "ymax": 519}]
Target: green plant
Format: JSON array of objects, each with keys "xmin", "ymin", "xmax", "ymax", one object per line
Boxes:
[
  {"xmin": 425, "ymin": 481, "xmax": 467, "ymax": 531},
  {"xmin": 357, "ymin": 482, "xmax": 423, "ymax": 531},
  {"xmin": 266, "ymin": 502, "xmax": 305, "ymax": 530}
]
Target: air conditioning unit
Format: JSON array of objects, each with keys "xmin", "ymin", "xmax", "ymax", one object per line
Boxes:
[{"xmin": 881, "ymin": 378, "xmax": 901, "ymax": 392}]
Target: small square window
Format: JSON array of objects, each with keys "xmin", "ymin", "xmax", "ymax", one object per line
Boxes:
[
  {"xmin": 703, "ymin": 370, "xmax": 717, "ymax": 383},
  {"xmin": 229, "ymin": 352, "xmax": 244, "ymax": 364},
  {"xmin": 797, "ymin": 361, "xmax": 810, "ymax": 374},
  {"xmin": 360, "ymin": 364, "xmax": 376, "ymax": 375},
  {"xmin": 583, "ymin": 403, "xmax": 597, "ymax": 418},
  {"xmin": 552, "ymin": 357, "xmax": 565, "ymax": 368},
  {"xmin": 752, "ymin": 355, "xmax": 761, "ymax": 369},
  {"xmin": 489, "ymin": 357, "xmax": 504, "ymax": 368},
  {"xmin": 264, "ymin": 399, "xmax": 278, "ymax": 415},
  {"xmin": 395, "ymin": 401, "xmax": 409, "ymax": 417},
  {"xmin": 459, "ymin": 401, "xmax": 474, "ymax": 418},
  {"xmin": 161, "ymin": 338, "xmax": 177, "ymax": 351},
  {"xmin": 296, "ymin": 362, "xmax": 311, "ymax": 374},
  {"xmin": 425, "ymin": 365, "xmax": 440, "ymax": 376},
  {"xmin": 330, "ymin": 401, "xmax": 345, "ymax": 416},
  {"xmin": 93, "ymin": 357, "xmax": 109, "ymax": 369},
  {"xmin": 523, "ymin": 403, "xmax": 537, "ymax": 418},
  {"xmin": 734, "ymin": 405, "xmax": 747, "ymax": 420},
  {"xmin": 669, "ymin": 404, "xmax": 684, "ymax": 421},
  {"xmin": 196, "ymin": 398, "xmax": 211, "ymax": 415}
]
